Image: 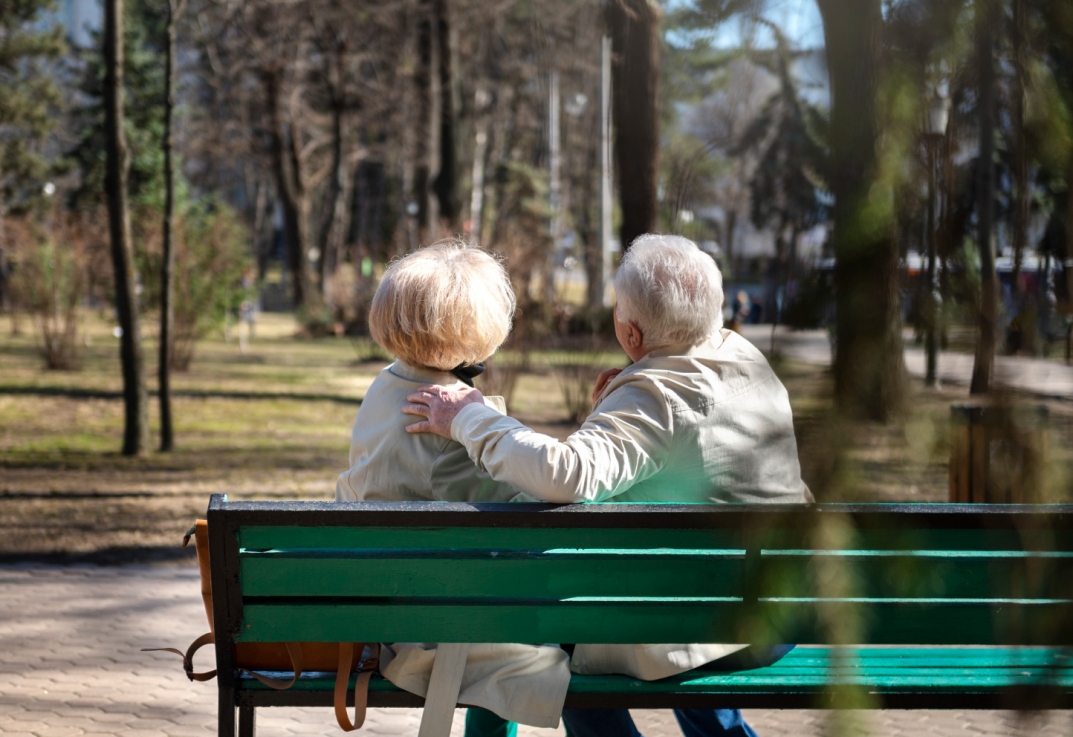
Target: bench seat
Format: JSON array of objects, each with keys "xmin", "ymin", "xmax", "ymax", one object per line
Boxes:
[{"xmin": 238, "ymin": 646, "xmax": 1073, "ymax": 710}]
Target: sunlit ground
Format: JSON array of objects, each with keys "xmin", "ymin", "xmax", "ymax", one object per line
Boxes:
[{"xmin": 0, "ymin": 311, "xmax": 1069, "ymax": 561}]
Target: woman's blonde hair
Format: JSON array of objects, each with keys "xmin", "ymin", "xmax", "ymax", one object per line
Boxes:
[{"xmin": 369, "ymin": 239, "xmax": 516, "ymax": 370}]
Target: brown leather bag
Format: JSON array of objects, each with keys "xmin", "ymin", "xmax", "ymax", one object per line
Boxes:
[{"xmin": 145, "ymin": 520, "xmax": 377, "ymax": 731}]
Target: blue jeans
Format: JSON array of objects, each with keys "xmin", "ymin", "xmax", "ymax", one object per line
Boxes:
[
  {"xmin": 560, "ymin": 645, "xmax": 794, "ymax": 737},
  {"xmin": 561, "ymin": 707, "xmax": 757, "ymax": 737},
  {"xmin": 465, "ymin": 645, "xmax": 794, "ymax": 737}
]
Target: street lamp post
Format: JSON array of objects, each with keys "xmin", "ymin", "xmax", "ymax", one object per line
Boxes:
[{"xmin": 924, "ymin": 94, "xmax": 950, "ymax": 387}]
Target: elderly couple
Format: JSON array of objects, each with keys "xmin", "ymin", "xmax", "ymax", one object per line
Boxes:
[{"xmin": 335, "ymin": 234, "xmax": 811, "ymax": 737}]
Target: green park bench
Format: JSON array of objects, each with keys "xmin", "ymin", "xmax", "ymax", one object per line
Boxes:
[{"xmin": 203, "ymin": 494, "xmax": 1073, "ymax": 737}]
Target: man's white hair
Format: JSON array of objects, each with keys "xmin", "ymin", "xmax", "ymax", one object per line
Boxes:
[{"xmin": 614, "ymin": 234, "xmax": 724, "ymax": 348}]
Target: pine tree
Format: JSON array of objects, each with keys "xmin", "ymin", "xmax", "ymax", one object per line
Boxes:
[
  {"xmin": 0, "ymin": 0, "xmax": 65, "ymax": 308},
  {"xmin": 69, "ymin": 0, "xmax": 166, "ymax": 208}
]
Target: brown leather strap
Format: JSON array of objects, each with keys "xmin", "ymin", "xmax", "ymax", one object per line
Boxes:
[
  {"xmin": 142, "ymin": 632, "xmax": 217, "ymax": 682},
  {"xmin": 147, "ymin": 633, "xmax": 378, "ymax": 733},
  {"xmin": 241, "ymin": 642, "xmax": 306, "ymax": 690},
  {"xmin": 333, "ymin": 643, "xmax": 378, "ymax": 732},
  {"xmin": 143, "ymin": 636, "xmax": 309, "ymax": 688}
]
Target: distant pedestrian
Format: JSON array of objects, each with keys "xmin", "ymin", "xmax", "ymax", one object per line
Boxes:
[{"xmin": 727, "ymin": 290, "xmax": 751, "ymax": 333}]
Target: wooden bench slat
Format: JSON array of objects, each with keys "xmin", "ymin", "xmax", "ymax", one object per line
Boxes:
[
  {"xmin": 760, "ymin": 554, "xmax": 1073, "ymax": 600},
  {"xmin": 238, "ymin": 526, "xmax": 744, "ymax": 551},
  {"xmin": 237, "ymin": 600, "xmax": 1073, "ymax": 645},
  {"xmin": 239, "ymin": 552, "xmax": 745, "ymax": 599},
  {"xmin": 760, "ymin": 528, "xmax": 1073, "ymax": 552},
  {"xmin": 237, "ymin": 647, "xmax": 1073, "ymax": 694},
  {"xmin": 238, "ymin": 524, "xmax": 1073, "ymax": 553}
]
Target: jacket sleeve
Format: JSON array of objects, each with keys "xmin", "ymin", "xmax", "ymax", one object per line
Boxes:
[{"xmin": 449, "ymin": 381, "xmax": 673, "ymax": 503}]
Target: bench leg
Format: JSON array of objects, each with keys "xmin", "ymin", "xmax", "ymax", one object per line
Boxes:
[
  {"xmin": 238, "ymin": 704, "xmax": 256, "ymax": 737},
  {"xmin": 218, "ymin": 687, "xmax": 236, "ymax": 737}
]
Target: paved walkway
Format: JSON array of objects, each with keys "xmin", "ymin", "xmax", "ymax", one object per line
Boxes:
[
  {"xmin": 738, "ymin": 326, "xmax": 1073, "ymax": 399},
  {"xmin": 2, "ymin": 565, "xmax": 1071, "ymax": 737}
]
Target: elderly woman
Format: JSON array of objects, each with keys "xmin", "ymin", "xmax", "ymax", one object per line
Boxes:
[
  {"xmin": 335, "ymin": 240, "xmax": 570, "ymax": 732},
  {"xmin": 405, "ymin": 234, "xmax": 811, "ymax": 737},
  {"xmin": 336, "ymin": 239, "xmax": 525, "ymax": 503}
]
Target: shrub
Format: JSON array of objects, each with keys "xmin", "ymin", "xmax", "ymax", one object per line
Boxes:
[
  {"xmin": 8, "ymin": 213, "xmax": 105, "ymax": 370},
  {"xmin": 546, "ymin": 335, "xmax": 618, "ymax": 424},
  {"xmin": 139, "ymin": 198, "xmax": 251, "ymax": 370}
]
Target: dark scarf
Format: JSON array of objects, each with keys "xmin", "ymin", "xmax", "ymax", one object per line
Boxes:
[{"xmin": 450, "ymin": 362, "xmax": 486, "ymax": 387}]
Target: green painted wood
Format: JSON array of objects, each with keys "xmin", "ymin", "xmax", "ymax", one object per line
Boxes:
[
  {"xmin": 727, "ymin": 647, "xmax": 1070, "ymax": 666},
  {"xmin": 749, "ymin": 601, "xmax": 1073, "ymax": 646},
  {"xmin": 238, "ymin": 550, "xmax": 744, "ymax": 599},
  {"xmin": 759, "ymin": 554, "xmax": 1073, "ymax": 601},
  {"xmin": 238, "ymin": 526, "xmax": 743, "ymax": 552},
  {"xmin": 758, "ymin": 528, "xmax": 1073, "ymax": 552},
  {"xmin": 238, "ymin": 600, "xmax": 744, "ymax": 644},
  {"xmin": 239, "ymin": 647, "xmax": 1073, "ymax": 693},
  {"xmin": 235, "ymin": 601, "xmax": 1073, "ymax": 646},
  {"xmin": 240, "ymin": 523, "xmax": 1072, "ymax": 556}
]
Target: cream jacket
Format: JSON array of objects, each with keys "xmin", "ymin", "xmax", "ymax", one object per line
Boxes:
[
  {"xmin": 336, "ymin": 361, "xmax": 522, "ymax": 503},
  {"xmin": 336, "ymin": 361, "xmax": 569, "ymax": 727},
  {"xmin": 450, "ymin": 330, "xmax": 812, "ymax": 681}
]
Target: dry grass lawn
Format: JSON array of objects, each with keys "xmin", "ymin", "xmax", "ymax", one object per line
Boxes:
[{"xmin": 1, "ymin": 312, "xmax": 1069, "ymax": 563}]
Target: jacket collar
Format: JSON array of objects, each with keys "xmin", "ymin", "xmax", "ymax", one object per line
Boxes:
[
  {"xmin": 640, "ymin": 330, "xmax": 727, "ymax": 363},
  {"xmin": 387, "ymin": 360, "xmax": 461, "ymax": 385}
]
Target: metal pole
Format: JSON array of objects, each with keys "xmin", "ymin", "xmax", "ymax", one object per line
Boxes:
[
  {"xmin": 925, "ymin": 139, "xmax": 939, "ymax": 386},
  {"xmin": 600, "ymin": 35, "xmax": 613, "ymax": 308},
  {"xmin": 549, "ymin": 71, "xmax": 561, "ymax": 245}
]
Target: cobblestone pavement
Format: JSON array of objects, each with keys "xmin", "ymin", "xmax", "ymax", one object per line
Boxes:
[{"xmin": 2, "ymin": 565, "xmax": 1070, "ymax": 737}]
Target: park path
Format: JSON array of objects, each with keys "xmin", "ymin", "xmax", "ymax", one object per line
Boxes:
[
  {"xmin": 2, "ymin": 564, "xmax": 1070, "ymax": 737},
  {"xmin": 738, "ymin": 325, "xmax": 1073, "ymax": 400}
]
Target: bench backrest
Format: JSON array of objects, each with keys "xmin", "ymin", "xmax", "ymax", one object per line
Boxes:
[{"xmin": 205, "ymin": 495, "xmax": 1073, "ymax": 649}]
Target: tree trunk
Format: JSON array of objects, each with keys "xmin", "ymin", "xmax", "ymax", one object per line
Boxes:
[
  {"xmin": 397, "ymin": 2, "xmax": 418, "ymax": 254},
  {"xmin": 817, "ymin": 0, "xmax": 907, "ymax": 421},
  {"xmin": 253, "ymin": 181, "xmax": 269, "ymax": 282},
  {"xmin": 159, "ymin": 0, "xmax": 181, "ymax": 452},
  {"xmin": 580, "ymin": 119, "xmax": 602, "ymax": 313},
  {"xmin": 413, "ymin": 0, "xmax": 434, "ymax": 234},
  {"xmin": 469, "ymin": 90, "xmax": 491, "ymax": 245},
  {"xmin": 1010, "ymin": 0, "xmax": 1028, "ymax": 297},
  {"xmin": 489, "ymin": 89, "xmax": 520, "ymax": 248},
  {"xmin": 1067, "ymin": 153, "xmax": 1073, "ymax": 315},
  {"xmin": 104, "ymin": 0, "xmax": 148, "ymax": 455},
  {"xmin": 431, "ymin": 0, "xmax": 459, "ymax": 230},
  {"xmin": 606, "ymin": 0, "xmax": 661, "ymax": 252},
  {"xmin": 0, "ymin": 220, "xmax": 9, "ymax": 312},
  {"xmin": 724, "ymin": 208, "xmax": 738, "ymax": 277},
  {"xmin": 264, "ymin": 71, "xmax": 314, "ymax": 311},
  {"xmin": 971, "ymin": 0, "xmax": 998, "ymax": 394},
  {"xmin": 319, "ymin": 84, "xmax": 352, "ymax": 289}
]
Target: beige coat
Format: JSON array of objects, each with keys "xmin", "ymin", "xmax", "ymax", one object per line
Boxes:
[
  {"xmin": 336, "ymin": 361, "xmax": 520, "ymax": 503},
  {"xmin": 336, "ymin": 361, "xmax": 569, "ymax": 727},
  {"xmin": 449, "ymin": 330, "xmax": 812, "ymax": 680}
]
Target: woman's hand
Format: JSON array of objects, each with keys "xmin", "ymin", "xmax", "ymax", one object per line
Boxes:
[
  {"xmin": 404, "ymin": 384, "xmax": 485, "ymax": 438},
  {"xmin": 591, "ymin": 368, "xmax": 623, "ymax": 407}
]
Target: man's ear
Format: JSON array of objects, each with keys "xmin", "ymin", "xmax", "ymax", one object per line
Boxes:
[{"xmin": 625, "ymin": 321, "xmax": 644, "ymax": 351}]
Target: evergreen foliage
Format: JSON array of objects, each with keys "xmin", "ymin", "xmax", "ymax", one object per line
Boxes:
[
  {"xmin": 68, "ymin": 0, "xmax": 165, "ymax": 208},
  {"xmin": 0, "ymin": 0, "xmax": 65, "ymax": 215}
]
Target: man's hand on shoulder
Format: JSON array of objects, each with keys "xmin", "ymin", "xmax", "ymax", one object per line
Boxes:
[
  {"xmin": 404, "ymin": 384, "xmax": 485, "ymax": 438},
  {"xmin": 591, "ymin": 368, "xmax": 623, "ymax": 407}
]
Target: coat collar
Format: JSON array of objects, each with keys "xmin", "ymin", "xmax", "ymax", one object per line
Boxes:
[{"xmin": 387, "ymin": 360, "xmax": 461, "ymax": 386}]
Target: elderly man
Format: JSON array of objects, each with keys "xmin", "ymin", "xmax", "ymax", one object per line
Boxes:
[{"xmin": 404, "ymin": 234, "xmax": 810, "ymax": 737}]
